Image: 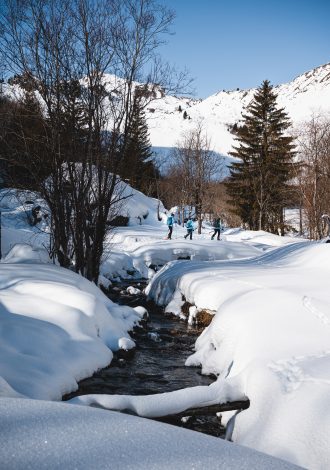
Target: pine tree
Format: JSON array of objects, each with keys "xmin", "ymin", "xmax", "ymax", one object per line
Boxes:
[
  {"xmin": 226, "ymin": 80, "xmax": 296, "ymax": 233},
  {"xmin": 121, "ymin": 93, "xmax": 157, "ymax": 194},
  {"xmin": 0, "ymin": 91, "xmax": 49, "ymax": 189}
]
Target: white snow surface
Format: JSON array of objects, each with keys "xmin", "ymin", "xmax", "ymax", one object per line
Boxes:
[
  {"xmin": 103, "ymin": 224, "xmax": 264, "ymax": 279},
  {"xmin": 0, "ymin": 258, "xmax": 142, "ymax": 400},
  {"xmin": 147, "ymin": 242, "xmax": 330, "ymax": 469},
  {"xmin": 0, "ymin": 397, "xmax": 300, "ymax": 470},
  {"xmin": 1, "ymin": 184, "xmax": 326, "ymax": 468}
]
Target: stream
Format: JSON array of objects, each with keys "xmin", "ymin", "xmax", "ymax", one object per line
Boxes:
[{"xmin": 63, "ymin": 281, "xmax": 225, "ymax": 438}]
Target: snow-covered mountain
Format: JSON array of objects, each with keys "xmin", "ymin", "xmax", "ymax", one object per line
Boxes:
[
  {"xmin": 4, "ymin": 62, "xmax": 330, "ymax": 165},
  {"xmin": 146, "ymin": 62, "xmax": 330, "ymax": 157}
]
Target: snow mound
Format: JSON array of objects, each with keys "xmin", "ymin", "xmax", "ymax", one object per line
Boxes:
[
  {"xmin": 279, "ymin": 242, "xmax": 330, "ymax": 268},
  {"xmin": 147, "ymin": 241, "xmax": 330, "ymax": 468},
  {"xmin": 2, "ymin": 243, "xmax": 51, "ymax": 264},
  {"xmin": 0, "ymin": 397, "xmax": 301, "ymax": 470},
  {"xmin": 0, "ymin": 263, "xmax": 141, "ymax": 400},
  {"xmin": 116, "ymin": 183, "xmax": 165, "ymax": 227}
]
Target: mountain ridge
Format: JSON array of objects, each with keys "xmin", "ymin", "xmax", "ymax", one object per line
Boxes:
[
  {"xmin": 4, "ymin": 62, "xmax": 330, "ymax": 161},
  {"xmin": 147, "ymin": 62, "xmax": 330, "ymax": 157}
]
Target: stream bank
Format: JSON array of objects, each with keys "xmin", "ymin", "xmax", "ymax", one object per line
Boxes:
[{"xmin": 63, "ymin": 281, "xmax": 225, "ymax": 438}]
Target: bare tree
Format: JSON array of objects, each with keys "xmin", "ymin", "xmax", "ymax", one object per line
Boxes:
[
  {"xmin": 295, "ymin": 115, "xmax": 330, "ymax": 239},
  {"xmin": 0, "ymin": 0, "xmax": 189, "ymax": 282},
  {"xmin": 170, "ymin": 123, "xmax": 223, "ymax": 233},
  {"xmin": 202, "ymin": 181, "xmax": 240, "ymax": 227}
]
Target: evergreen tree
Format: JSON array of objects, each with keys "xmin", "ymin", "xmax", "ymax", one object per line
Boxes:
[
  {"xmin": 0, "ymin": 91, "xmax": 49, "ymax": 189},
  {"xmin": 226, "ymin": 80, "xmax": 296, "ymax": 233},
  {"xmin": 121, "ymin": 93, "xmax": 158, "ymax": 195}
]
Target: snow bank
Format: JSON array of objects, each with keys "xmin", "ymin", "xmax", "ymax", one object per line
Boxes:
[
  {"xmin": 224, "ymin": 228, "xmax": 303, "ymax": 248},
  {"xmin": 0, "ymin": 258, "xmax": 141, "ymax": 400},
  {"xmin": 0, "ymin": 397, "xmax": 300, "ymax": 470},
  {"xmin": 112, "ymin": 181, "xmax": 165, "ymax": 226},
  {"xmin": 2, "ymin": 243, "xmax": 50, "ymax": 264},
  {"xmin": 103, "ymin": 225, "xmax": 264, "ymax": 280},
  {"xmin": 147, "ymin": 242, "xmax": 330, "ymax": 468}
]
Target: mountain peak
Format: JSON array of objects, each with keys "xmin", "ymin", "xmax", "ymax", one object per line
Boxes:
[{"xmin": 147, "ymin": 63, "xmax": 330, "ymax": 156}]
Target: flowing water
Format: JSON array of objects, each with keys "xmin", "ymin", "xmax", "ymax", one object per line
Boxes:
[{"xmin": 63, "ymin": 281, "xmax": 225, "ymax": 438}]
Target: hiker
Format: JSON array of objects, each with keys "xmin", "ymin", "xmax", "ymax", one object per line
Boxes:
[
  {"xmin": 211, "ymin": 217, "xmax": 222, "ymax": 240},
  {"xmin": 184, "ymin": 216, "xmax": 194, "ymax": 240},
  {"xmin": 166, "ymin": 212, "xmax": 175, "ymax": 239},
  {"xmin": 31, "ymin": 205, "xmax": 43, "ymax": 226}
]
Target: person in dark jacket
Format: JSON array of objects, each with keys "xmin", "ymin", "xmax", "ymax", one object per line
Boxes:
[
  {"xmin": 184, "ymin": 217, "xmax": 194, "ymax": 240},
  {"xmin": 166, "ymin": 213, "xmax": 175, "ymax": 239},
  {"xmin": 31, "ymin": 205, "xmax": 43, "ymax": 226},
  {"xmin": 211, "ymin": 217, "xmax": 222, "ymax": 240}
]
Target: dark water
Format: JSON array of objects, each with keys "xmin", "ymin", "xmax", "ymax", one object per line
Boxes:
[{"xmin": 63, "ymin": 282, "xmax": 225, "ymax": 437}]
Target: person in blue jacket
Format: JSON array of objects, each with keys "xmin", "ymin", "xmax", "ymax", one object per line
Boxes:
[
  {"xmin": 211, "ymin": 217, "xmax": 222, "ymax": 240},
  {"xmin": 184, "ymin": 216, "xmax": 194, "ymax": 240},
  {"xmin": 166, "ymin": 212, "xmax": 175, "ymax": 239}
]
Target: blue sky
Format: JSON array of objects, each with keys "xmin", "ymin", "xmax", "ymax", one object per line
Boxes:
[{"xmin": 159, "ymin": 0, "xmax": 330, "ymax": 98}]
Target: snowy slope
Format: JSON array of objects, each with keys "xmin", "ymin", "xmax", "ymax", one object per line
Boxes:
[
  {"xmin": 147, "ymin": 62, "xmax": 330, "ymax": 157},
  {"xmin": 4, "ymin": 63, "xmax": 329, "ymax": 171}
]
